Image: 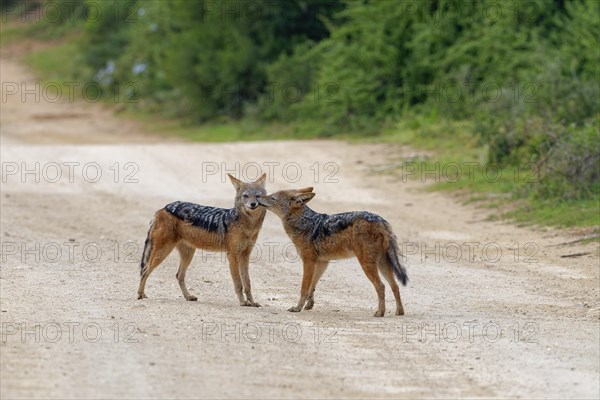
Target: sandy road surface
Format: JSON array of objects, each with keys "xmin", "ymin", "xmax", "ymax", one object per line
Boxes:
[{"xmin": 1, "ymin": 51, "xmax": 599, "ymax": 399}]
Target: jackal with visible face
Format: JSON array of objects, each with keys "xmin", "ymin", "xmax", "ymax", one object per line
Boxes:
[
  {"xmin": 137, "ymin": 174, "xmax": 267, "ymax": 306},
  {"xmin": 258, "ymin": 187, "xmax": 407, "ymax": 317}
]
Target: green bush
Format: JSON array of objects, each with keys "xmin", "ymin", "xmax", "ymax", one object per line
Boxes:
[
  {"xmin": 258, "ymin": 42, "xmax": 319, "ymax": 121},
  {"xmin": 116, "ymin": 0, "xmax": 343, "ymax": 121},
  {"xmin": 15, "ymin": 0, "xmax": 599, "ymax": 201},
  {"xmin": 77, "ymin": 0, "xmax": 136, "ymax": 98},
  {"xmin": 535, "ymin": 120, "xmax": 600, "ymax": 200}
]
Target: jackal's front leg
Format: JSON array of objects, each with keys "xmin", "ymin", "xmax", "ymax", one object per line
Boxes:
[
  {"xmin": 227, "ymin": 252, "xmax": 246, "ymax": 306},
  {"xmin": 289, "ymin": 259, "xmax": 316, "ymax": 312},
  {"xmin": 305, "ymin": 261, "xmax": 328, "ymax": 310},
  {"xmin": 239, "ymin": 250, "xmax": 260, "ymax": 307}
]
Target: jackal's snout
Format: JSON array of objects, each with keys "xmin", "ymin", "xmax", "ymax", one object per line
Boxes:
[
  {"xmin": 257, "ymin": 195, "xmax": 272, "ymax": 207},
  {"xmin": 248, "ymin": 198, "xmax": 260, "ymax": 209},
  {"xmin": 242, "ymin": 191, "xmax": 265, "ymax": 211},
  {"xmin": 241, "ymin": 194, "xmax": 263, "ymax": 212},
  {"xmin": 258, "ymin": 188, "xmax": 315, "ymax": 217}
]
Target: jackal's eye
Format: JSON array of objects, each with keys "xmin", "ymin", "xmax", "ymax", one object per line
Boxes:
[
  {"xmin": 243, "ymin": 194, "xmax": 249, "ymax": 198},
  {"xmin": 256, "ymin": 195, "xmax": 261, "ymax": 199}
]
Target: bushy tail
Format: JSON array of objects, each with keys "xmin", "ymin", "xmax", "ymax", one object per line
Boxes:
[
  {"xmin": 384, "ymin": 223, "xmax": 408, "ymax": 286},
  {"xmin": 140, "ymin": 218, "xmax": 155, "ymax": 275}
]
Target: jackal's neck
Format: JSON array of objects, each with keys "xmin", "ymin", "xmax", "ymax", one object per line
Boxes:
[{"xmin": 284, "ymin": 206, "xmax": 320, "ymax": 233}]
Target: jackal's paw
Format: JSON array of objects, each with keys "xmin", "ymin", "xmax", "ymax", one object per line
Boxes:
[
  {"xmin": 395, "ymin": 308, "xmax": 404, "ymax": 316},
  {"xmin": 186, "ymin": 295, "xmax": 198, "ymax": 301},
  {"xmin": 373, "ymin": 310, "xmax": 385, "ymax": 317},
  {"xmin": 287, "ymin": 306, "xmax": 302, "ymax": 312},
  {"xmin": 304, "ymin": 301, "xmax": 314, "ymax": 310},
  {"xmin": 241, "ymin": 300, "xmax": 261, "ymax": 307},
  {"xmin": 137, "ymin": 293, "xmax": 147, "ymax": 300}
]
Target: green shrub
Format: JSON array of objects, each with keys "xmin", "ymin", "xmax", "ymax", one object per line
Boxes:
[
  {"xmin": 535, "ymin": 121, "xmax": 600, "ymax": 200},
  {"xmin": 15, "ymin": 0, "xmax": 599, "ymax": 202}
]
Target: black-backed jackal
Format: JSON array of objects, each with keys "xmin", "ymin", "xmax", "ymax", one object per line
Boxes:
[
  {"xmin": 258, "ymin": 188, "xmax": 407, "ymax": 317},
  {"xmin": 138, "ymin": 174, "xmax": 267, "ymax": 306}
]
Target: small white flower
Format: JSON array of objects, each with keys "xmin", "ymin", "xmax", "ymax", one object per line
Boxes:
[
  {"xmin": 95, "ymin": 61, "xmax": 115, "ymax": 85},
  {"xmin": 132, "ymin": 63, "xmax": 147, "ymax": 75}
]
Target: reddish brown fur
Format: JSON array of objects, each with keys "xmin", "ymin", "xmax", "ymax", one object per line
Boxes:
[
  {"xmin": 259, "ymin": 188, "xmax": 405, "ymax": 317},
  {"xmin": 137, "ymin": 175, "xmax": 266, "ymax": 306}
]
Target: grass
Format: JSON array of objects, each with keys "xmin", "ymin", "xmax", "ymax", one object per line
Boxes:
[
  {"xmin": 25, "ymin": 39, "xmax": 79, "ymax": 82},
  {"xmin": 0, "ymin": 5, "xmax": 82, "ymax": 44},
  {"xmin": 380, "ymin": 116, "xmax": 600, "ymax": 229},
  {"xmin": 505, "ymin": 198, "xmax": 600, "ymax": 228},
  {"xmin": 0, "ymin": 23, "xmax": 27, "ymax": 45},
  {"xmin": 5, "ymin": 19, "xmax": 599, "ymax": 231},
  {"xmin": 125, "ymin": 112, "xmax": 346, "ymax": 142}
]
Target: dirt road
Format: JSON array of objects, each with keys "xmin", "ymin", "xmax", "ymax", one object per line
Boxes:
[{"xmin": 1, "ymin": 50, "xmax": 599, "ymax": 399}]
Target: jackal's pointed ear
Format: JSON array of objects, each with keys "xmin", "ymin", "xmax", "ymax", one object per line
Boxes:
[
  {"xmin": 228, "ymin": 174, "xmax": 242, "ymax": 190},
  {"xmin": 293, "ymin": 191, "xmax": 316, "ymax": 205},
  {"xmin": 255, "ymin": 173, "xmax": 267, "ymax": 186},
  {"xmin": 296, "ymin": 187, "xmax": 313, "ymax": 193}
]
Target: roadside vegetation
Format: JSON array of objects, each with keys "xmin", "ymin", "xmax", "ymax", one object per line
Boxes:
[{"xmin": 1, "ymin": 0, "xmax": 598, "ymax": 229}]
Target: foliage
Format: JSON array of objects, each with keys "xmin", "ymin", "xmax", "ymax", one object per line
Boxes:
[{"xmin": 4, "ymin": 0, "xmax": 600, "ymax": 203}]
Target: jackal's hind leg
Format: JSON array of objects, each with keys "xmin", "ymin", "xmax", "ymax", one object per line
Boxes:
[
  {"xmin": 358, "ymin": 259, "xmax": 386, "ymax": 317},
  {"xmin": 138, "ymin": 240, "xmax": 176, "ymax": 300},
  {"xmin": 176, "ymin": 243, "xmax": 197, "ymax": 301},
  {"xmin": 381, "ymin": 262, "xmax": 404, "ymax": 315}
]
